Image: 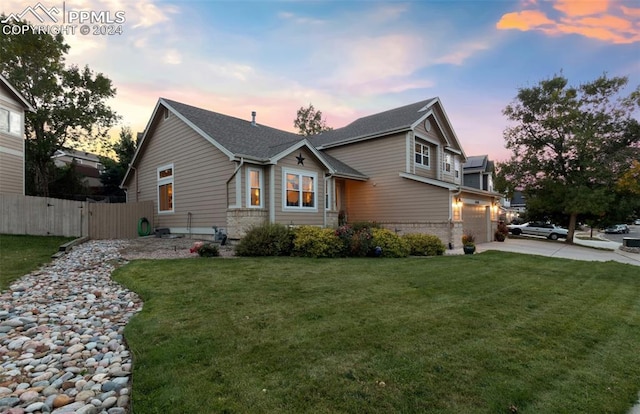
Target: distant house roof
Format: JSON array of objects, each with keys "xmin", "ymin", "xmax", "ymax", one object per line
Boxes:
[
  {"xmin": 0, "ymin": 74, "xmax": 34, "ymax": 111},
  {"xmin": 309, "ymin": 98, "xmax": 438, "ymax": 148},
  {"xmin": 510, "ymin": 191, "xmax": 526, "ymax": 206},
  {"xmin": 463, "ymin": 155, "xmax": 493, "ymax": 173},
  {"xmin": 53, "ymin": 148, "xmax": 102, "ymax": 163}
]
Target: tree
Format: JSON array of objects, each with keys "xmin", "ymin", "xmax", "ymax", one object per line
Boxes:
[
  {"xmin": 294, "ymin": 104, "xmax": 332, "ymax": 136},
  {"xmin": 501, "ymin": 74, "xmax": 640, "ymax": 242},
  {"xmin": 99, "ymin": 127, "xmax": 137, "ymax": 201},
  {"xmin": 0, "ymin": 17, "xmax": 119, "ymax": 196}
]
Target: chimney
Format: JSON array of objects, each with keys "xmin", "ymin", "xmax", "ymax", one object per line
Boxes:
[{"xmin": 251, "ymin": 111, "xmax": 256, "ymax": 126}]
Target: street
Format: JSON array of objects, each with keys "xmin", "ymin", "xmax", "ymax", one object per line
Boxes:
[{"xmin": 600, "ymin": 224, "xmax": 640, "ymax": 243}]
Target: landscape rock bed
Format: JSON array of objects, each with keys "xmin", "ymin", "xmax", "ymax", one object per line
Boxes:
[{"xmin": 0, "ymin": 240, "xmax": 140, "ymax": 414}]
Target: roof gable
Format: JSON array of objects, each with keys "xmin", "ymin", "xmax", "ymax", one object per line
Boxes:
[
  {"xmin": 310, "ymin": 98, "xmax": 436, "ymax": 148},
  {"xmin": 310, "ymin": 97, "xmax": 466, "ymax": 160},
  {"xmin": 0, "ymin": 74, "xmax": 34, "ymax": 111}
]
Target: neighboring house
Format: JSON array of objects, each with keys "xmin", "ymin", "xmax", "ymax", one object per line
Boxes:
[
  {"xmin": 122, "ymin": 98, "xmax": 500, "ymax": 245},
  {"xmin": 0, "ymin": 74, "xmax": 34, "ymax": 195},
  {"xmin": 503, "ymin": 190, "xmax": 527, "ymax": 223},
  {"xmin": 461, "ymin": 155, "xmax": 504, "ymax": 236},
  {"xmin": 52, "ymin": 148, "xmax": 105, "ymax": 192}
]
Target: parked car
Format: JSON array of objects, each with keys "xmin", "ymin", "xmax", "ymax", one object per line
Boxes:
[
  {"xmin": 605, "ymin": 224, "xmax": 629, "ymax": 234},
  {"xmin": 507, "ymin": 222, "xmax": 569, "ymax": 240},
  {"xmin": 635, "ymin": 219, "xmax": 640, "ymax": 225}
]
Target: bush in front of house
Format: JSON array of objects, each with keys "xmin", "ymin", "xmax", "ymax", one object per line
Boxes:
[
  {"xmin": 403, "ymin": 233, "xmax": 446, "ymax": 256},
  {"xmin": 293, "ymin": 226, "xmax": 343, "ymax": 258},
  {"xmin": 371, "ymin": 228, "xmax": 410, "ymax": 258},
  {"xmin": 235, "ymin": 223, "xmax": 294, "ymax": 256},
  {"xmin": 197, "ymin": 243, "xmax": 220, "ymax": 257}
]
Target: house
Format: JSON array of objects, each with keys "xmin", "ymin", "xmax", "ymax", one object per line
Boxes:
[
  {"xmin": 52, "ymin": 148, "xmax": 105, "ymax": 192},
  {"xmin": 461, "ymin": 154, "xmax": 504, "ymax": 236},
  {"xmin": 0, "ymin": 74, "xmax": 34, "ymax": 195},
  {"xmin": 122, "ymin": 98, "xmax": 500, "ymax": 246}
]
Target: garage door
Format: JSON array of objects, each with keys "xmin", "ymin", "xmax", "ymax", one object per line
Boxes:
[{"xmin": 463, "ymin": 204, "xmax": 489, "ymax": 243}]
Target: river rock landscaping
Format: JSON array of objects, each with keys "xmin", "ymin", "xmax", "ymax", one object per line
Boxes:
[{"xmin": 0, "ymin": 240, "xmax": 142, "ymax": 414}]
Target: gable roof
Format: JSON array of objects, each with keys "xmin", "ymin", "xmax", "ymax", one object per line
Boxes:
[
  {"xmin": 123, "ymin": 98, "xmax": 368, "ymax": 186},
  {"xmin": 0, "ymin": 74, "xmax": 35, "ymax": 111},
  {"xmin": 162, "ymin": 98, "xmax": 303, "ymax": 160},
  {"xmin": 463, "ymin": 155, "xmax": 494, "ymax": 174},
  {"xmin": 309, "ymin": 98, "xmax": 437, "ymax": 148}
]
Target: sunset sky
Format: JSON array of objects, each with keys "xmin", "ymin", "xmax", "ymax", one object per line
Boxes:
[{"xmin": 2, "ymin": 0, "xmax": 639, "ymax": 161}]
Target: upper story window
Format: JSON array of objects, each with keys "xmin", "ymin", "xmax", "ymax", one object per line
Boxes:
[
  {"xmin": 443, "ymin": 153, "xmax": 452, "ymax": 173},
  {"xmin": 0, "ymin": 107, "xmax": 22, "ymax": 136},
  {"xmin": 248, "ymin": 168, "xmax": 263, "ymax": 208},
  {"xmin": 454, "ymin": 159, "xmax": 460, "ymax": 179},
  {"xmin": 415, "ymin": 142, "xmax": 430, "ymax": 168},
  {"xmin": 284, "ymin": 168, "xmax": 316, "ymax": 210},
  {"xmin": 157, "ymin": 164, "xmax": 174, "ymax": 213}
]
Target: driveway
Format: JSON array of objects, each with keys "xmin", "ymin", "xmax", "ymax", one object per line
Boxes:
[{"xmin": 474, "ymin": 237, "xmax": 640, "ymax": 267}]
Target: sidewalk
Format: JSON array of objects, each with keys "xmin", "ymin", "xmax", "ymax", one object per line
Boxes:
[{"xmin": 447, "ymin": 236, "xmax": 640, "ymax": 267}]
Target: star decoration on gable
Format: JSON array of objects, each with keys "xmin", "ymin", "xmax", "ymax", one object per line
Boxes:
[{"xmin": 296, "ymin": 152, "xmax": 305, "ymax": 165}]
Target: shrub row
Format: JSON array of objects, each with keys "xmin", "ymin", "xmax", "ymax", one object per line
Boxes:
[{"xmin": 235, "ymin": 223, "xmax": 446, "ymax": 258}]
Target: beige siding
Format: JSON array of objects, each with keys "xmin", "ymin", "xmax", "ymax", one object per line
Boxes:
[
  {"xmin": 126, "ymin": 112, "xmax": 234, "ymax": 231},
  {"xmin": 274, "ymin": 148, "xmax": 327, "ymax": 226},
  {"xmin": 0, "ymin": 84, "xmax": 26, "ymax": 195},
  {"xmin": 0, "ymin": 152, "xmax": 23, "ymax": 194},
  {"xmin": 325, "ymin": 133, "xmax": 450, "ymax": 224}
]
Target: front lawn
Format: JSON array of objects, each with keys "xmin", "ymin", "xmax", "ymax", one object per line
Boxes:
[
  {"xmin": 113, "ymin": 252, "xmax": 640, "ymax": 414},
  {"xmin": 0, "ymin": 234, "xmax": 74, "ymax": 290}
]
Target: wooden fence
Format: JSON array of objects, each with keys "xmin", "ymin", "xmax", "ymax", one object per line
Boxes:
[{"xmin": 0, "ymin": 193, "xmax": 153, "ymax": 239}]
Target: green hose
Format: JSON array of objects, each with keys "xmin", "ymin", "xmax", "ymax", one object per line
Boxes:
[{"xmin": 138, "ymin": 217, "xmax": 151, "ymax": 236}]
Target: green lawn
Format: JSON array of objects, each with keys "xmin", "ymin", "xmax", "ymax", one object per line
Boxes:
[
  {"xmin": 0, "ymin": 234, "xmax": 74, "ymax": 290},
  {"xmin": 113, "ymin": 253, "xmax": 640, "ymax": 414}
]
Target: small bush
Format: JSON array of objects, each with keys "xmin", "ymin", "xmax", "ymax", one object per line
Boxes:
[
  {"xmin": 197, "ymin": 243, "xmax": 220, "ymax": 257},
  {"xmin": 293, "ymin": 226, "xmax": 342, "ymax": 258},
  {"xmin": 235, "ymin": 223, "xmax": 294, "ymax": 256},
  {"xmin": 462, "ymin": 233, "xmax": 476, "ymax": 246},
  {"xmin": 403, "ymin": 233, "xmax": 446, "ymax": 256},
  {"xmin": 371, "ymin": 228, "xmax": 410, "ymax": 258}
]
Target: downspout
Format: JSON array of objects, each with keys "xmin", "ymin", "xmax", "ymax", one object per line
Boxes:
[
  {"xmin": 323, "ymin": 173, "xmax": 334, "ymax": 228},
  {"xmin": 226, "ymin": 157, "xmax": 244, "ymax": 208}
]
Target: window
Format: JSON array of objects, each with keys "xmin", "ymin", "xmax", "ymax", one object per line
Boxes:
[
  {"xmin": 454, "ymin": 158, "xmax": 460, "ymax": 178},
  {"xmin": 443, "ymin": 153, "xmax": 452, "ymax": 173},
  {"xmin": 9, "ymin": 112, "xmax": 21, "ymax": 135},
  {"xmin": 0, "ymin": 108, "xmax": 8, "ymax": 132},
  {"xmin": 284, "ymin": 168, "xmax": 316, "ymax": 210},
  {"xmin": 248, "ymin": 168, "xmax": 263, "ymax": 207},
  {"xmin": 415, "ymin": 142, "xmax": 430, "ymax": 168},
  {"xmin": 157, "ymin": 164, "xmax": 174, "ymax": 213},
  {"xmin": 0, "ymin": 108, "xmax": 22, "ymax": 135}
]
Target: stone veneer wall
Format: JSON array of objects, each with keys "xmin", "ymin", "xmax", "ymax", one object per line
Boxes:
[
  {"xmin": 227, "ymin": 209, "xmax": 268, "ymax": 239},
  {"xmin": 227, "ymin": 209, "xmax": 340, "ymax": 239},
  {"xmin": 378, "ymin": 221, "xmax": 465, "ymax": 249}
]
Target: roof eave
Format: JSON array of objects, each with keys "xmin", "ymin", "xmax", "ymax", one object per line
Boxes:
[{"xmin": 316, "ymin": 126, "xmax": 411, "ymax": 149}]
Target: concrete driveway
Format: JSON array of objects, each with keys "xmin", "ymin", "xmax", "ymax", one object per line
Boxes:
[{"xmin": 473, "ymin": 237, "xmax": 640, "ymax": 267}]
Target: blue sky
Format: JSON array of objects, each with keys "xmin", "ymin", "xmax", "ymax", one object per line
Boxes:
[{"xmin": 3, "ymin": 0, "xmax": 639, "ymax": 161}]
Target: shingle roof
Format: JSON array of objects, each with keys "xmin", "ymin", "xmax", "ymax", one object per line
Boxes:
[
  {"xmin": 463, "ymin": 155, "xmax": 488, "ymax": 172},
  {"xmin": 163, "ymin": 98, "xmax": 302, "ymax": 160},
  {"xmin": 309, "ymin": 98, "xmax": 437, "ymax": 148},
  {"xmin": 162, "ymin": 98, "xmax": 367, "ymax": 179}
]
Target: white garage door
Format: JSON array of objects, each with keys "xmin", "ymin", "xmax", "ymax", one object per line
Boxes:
[{"xmin": 463, "ymin": 204, "xmax": 490, "ymax": 243}]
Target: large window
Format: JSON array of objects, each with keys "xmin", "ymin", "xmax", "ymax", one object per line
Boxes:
[
  {"xmin": 157, "ymin": 164, "xmax": 174, "ymax": 213},
  {"xmin": 284, "ymin": 168, "xmax": 316, "ymax": 210},
  {"xmin": 415, "ymin": 142, "xmax": 430, "ymax": 168},
  {"xmin": 0, "ymin": 108, "xmax": 22, "ymax": 135},
  {"xmin": 248, "ymin": 168, "xmax": 263, "ymax": 207}
]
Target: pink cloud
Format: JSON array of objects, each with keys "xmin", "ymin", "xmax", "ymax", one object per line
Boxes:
[{"xmin": 496, "ymin": 0, "xmax": 640, "ymax": 44}]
